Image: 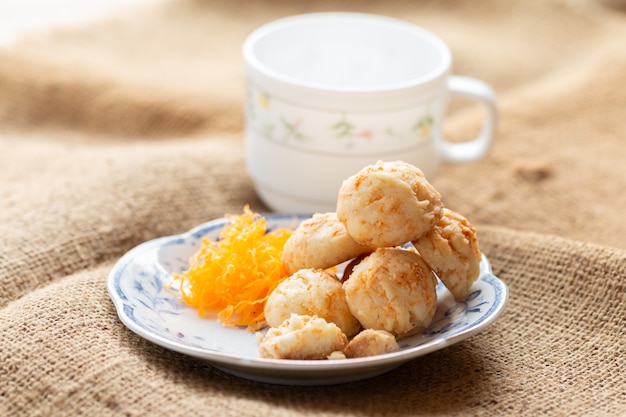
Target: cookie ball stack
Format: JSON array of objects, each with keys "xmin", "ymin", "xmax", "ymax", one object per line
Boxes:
[{"xmin": 258, "ymin": 161, "xmax": 482, "ymax": 360}]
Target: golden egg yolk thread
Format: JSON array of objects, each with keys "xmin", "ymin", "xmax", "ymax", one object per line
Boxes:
[{"xmin": 174, "ymin": 206, "xmax": 293, "ymax": 331}]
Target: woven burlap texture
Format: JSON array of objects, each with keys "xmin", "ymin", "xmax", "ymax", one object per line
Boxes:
[
  {"xmin": 1, "ymin": 0, "xmax": 625, "ymax": 416},
  {"xmin": 1, "ymin": 227, "xmax": 624, "ymax": 416}
]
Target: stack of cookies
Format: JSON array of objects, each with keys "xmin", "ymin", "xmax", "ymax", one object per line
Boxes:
[{"xmin": 258, "ymin": 161, "xmax": 481, "ymax": 360}]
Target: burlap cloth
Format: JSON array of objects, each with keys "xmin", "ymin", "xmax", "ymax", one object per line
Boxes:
[{"xmin": 1, "ymin": 0, "xmax": 625, "ymax": 416}]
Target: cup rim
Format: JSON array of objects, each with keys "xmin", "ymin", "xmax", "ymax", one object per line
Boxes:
[{"xmin": 243, "ymin": 12, "xmax": 452, "ymax": 96}]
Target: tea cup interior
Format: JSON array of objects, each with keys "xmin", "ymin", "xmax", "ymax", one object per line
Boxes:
[{"xmin": 246, "ymin": 13, "xmax": 450, "ymax": 91}]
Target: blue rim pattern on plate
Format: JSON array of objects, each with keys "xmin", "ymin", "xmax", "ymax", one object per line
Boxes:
[{"xmin": 108, "ymin": 214, "xmax": 509, "ymax": 385}]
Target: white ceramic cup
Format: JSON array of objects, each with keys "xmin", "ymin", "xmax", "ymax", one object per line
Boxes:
[{"xmin": 243, "ymin": 12, "xmax": 497, "ymax": 213}]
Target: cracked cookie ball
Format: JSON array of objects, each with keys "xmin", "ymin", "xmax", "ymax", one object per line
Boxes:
[
  {"xmin": 342, "ymin": 247, "xmax": 438, "ymax": 337},
  {"xmin": 264, "ymin": 268, "xmax": 361, "ymax": 337},
  {"xmin": 336, "ymin": 161, "xmax": 443, "ymax": 248},
  {"xmin": 344, "ymin": 329, "xmax": 399, "ymax": 358},
  {"xmin": 282, "ymin": 212, "xmax": 372, "ymax": 275},
  {"xmin": 413, "ymin": 208, "xmax": 481, "ymax": 300},
  {"xmin": 258, "ymin": 314, "xmax": 348, "ymax": 360}
]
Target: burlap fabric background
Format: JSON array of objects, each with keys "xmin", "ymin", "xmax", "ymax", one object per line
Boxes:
[{"xmin": 1, "ymin": 0, "xmax": 625, "ymax": 416}]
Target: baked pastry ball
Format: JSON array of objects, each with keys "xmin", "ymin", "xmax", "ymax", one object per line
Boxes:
[
  {"xmin": 282, "ymin": 212, "xmax": 372, "ymax": 275},
  {"xmin": 264, "ymin": 268, "xmax": 361, "ymax": 337},
  {"xmin": 337, "ymin": 161, "xmax": 443, "ymax": 248},
  {"xmin": 343, "ymin": 247, "xmax": 438, "ymax": 337},
  {"xmin": 258, "ymin": 314, "xmax": 348, "ymax": 360},
  {"xmin": 413, "ymin": 208, "xmax": 481, "ymax": 300},
  {"xmin": 344, "ymin": 329, "xmax": 399, "ymax": 358}
]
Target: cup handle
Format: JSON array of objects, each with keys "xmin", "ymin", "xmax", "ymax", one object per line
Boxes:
[{"xmin": 440, "ymin": 75, "xmax": 497, "ymax": 162}]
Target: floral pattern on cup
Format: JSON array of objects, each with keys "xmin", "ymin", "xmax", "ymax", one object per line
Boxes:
[{"xmin": 246, "ymin": 83, "xmax": 435, "ymax": 154}]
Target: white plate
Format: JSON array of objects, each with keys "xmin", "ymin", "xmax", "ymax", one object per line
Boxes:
[{"xmin": 108, "ymin": 214, "xmax": 509, "ymax": 385}]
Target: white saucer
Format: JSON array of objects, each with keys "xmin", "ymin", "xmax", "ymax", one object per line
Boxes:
[{"xmin": 108, "ymin": 214, "xmax": 509, "ymax": 385}]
